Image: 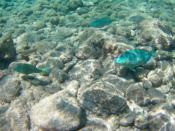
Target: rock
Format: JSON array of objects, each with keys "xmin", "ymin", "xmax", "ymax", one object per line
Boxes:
[
  {"xmin": 19, "ymin": 83, "xmax": 48, "ymax": 104},
  {"xmin": 165, "ymin": 0, "xmax": 175, "ymax": 4},
  {"xmin": 44, "ymin": 81, "xmax": 62, "ymax": 94},
  {"xmin": 61, "ymin": 80, "xmax": 80, "ymax": 91},
  {"xmin": 32, "ymin": 41, "xmax": 57, "ymax": 55},
  {"xmin": 76, "ymin": 30, "xmax": 104, "ymax": 60},
  {"xmin": 79, "ymin": 116, "xmax": 109, "ymax": 131},
  {"xmin": 68, "ymin": 0, "xmax": 83, "ymax": 11},
  {"xmin": 0, "ymin": 103, "xmax": 10, "ymax": 131},
  {"xmin": 69, "ymin": 59, "xmax": 103, "ymax": 86},
  {"xmin": 162, "ymin": 64, "xmax": 174, "ymax": 83},
  {"xmin": 50, "ymin": 68, "xmax": 68, "ymax": 83},
  {"xmin": 78, "ymin": 80, "xmax": 129, "ymax": 116},
  {"xmin": 126, "ymin": 83, "xmax": 165, "ymax": 106},
  {"xmin": 84, "ymin": 31, "xmax": 104, "ymax": 49},
  {"xmin": 101, "ymin": 74, "xmax": 134, "ymax": 93},
  {"xmin": 117, "ymin": 126, "xmax": 135, "ymax": 131},
  {"xmin": 76, "ymin": 43, "xmax": 98, "ymax": 60},
  {"xmin": 0, "ymin": 75, "xmax": 21, "ymax": 102},
  {"xmin": 161, "ymin": 103, "xmax": 175, "ymax": 112},
  {"xmin": 79, "ymin": 124, "xmax": 107, "ymax": 131},
  {"xmin": 126, "ymin": 83, "xmax": 148, "ymax": 106},
  {"xmin": 63, "ymin": 57, "xmax": 77, "ymax": 73},
  {"xmin": 0, "ymin": 70, "xmax": 5, "ymax": 80},
  {"xmin": 76, "ymin": 7, "xmax": 89, "ymax": 15},
  {"xmin": 0, "ymin": 33, "xmax": 16, "ymax": 69},
  {"xmin": 78, "ymin": 29, "xmax": 105, "ymax": 49},
  {"xmin": 102, "ymin": 40, "xmax": 118, "ymax": 55},
  {"xmin": 159, "ymin": 122, "xmax": 175, "ymax": 131},
  {"xmin": 156, "ymin": 83, "xmax": 172, "ymax": 94},
  {"xmin": 142, "ymin": 79, "xmax": 152, "ymax": 89},
  {"xmin": 147, "ymin": 69, "xmax": 164, "ymax": 87},
  {"xmin": 31, "ymin": 20, "xmax": 45, "ymax": 31},
  {"xmin": 147, "ymin": 88, "xmax": 166, "ymax": 105},
  {"xmin": 49, "ymin": 27, "xmax": 74, "ymax": 42},
  {"xmin": 129, "ymin": 15, "xmax": 145, "ymax": 24},
  {"xmin": 134, "ymin": 114, "xmax": 149, "ymax": 129},
  {"xmin": 147, "ymin": 111, "xmax": 175, "ymax": 131},
  {"xmin": 147, "ymin": 62, "xmax": 174, "ymax": 87},
  {"xmin": 5, "ymin": 100, "xmax": 30, "ymax": 131},
  {"xmin": 30, "ymin": 84, "xmax": 84, "ymax": 131},
  {"xmin": 54, "ymin": 44, "xmax": 74, "ymax": 63},
  {"xmin": 107, "ymin": 115, "xmax": 120, "ymax": 130},
  {"xmin": 81, "ymin": 0, "xmax": 98, "ymax": 6},
  {"xmin": 15, "ymin": 32, "xmax": 43, "ymax": 49},
  {"xmin": 119, "ymin": 111, "xmax": 135, "ymax": 126},
  {"xmin": 0, "ymin": 103, "xmax": 9, "ymax": 114},
  {"xmin": 139, "ymin": 19, "xmax": 175, "ymax": 50}
]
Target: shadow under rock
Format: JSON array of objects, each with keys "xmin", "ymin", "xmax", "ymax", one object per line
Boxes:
[{"xmin": 117, "ymin": 67, "xmax": 150, "ymax": 82}]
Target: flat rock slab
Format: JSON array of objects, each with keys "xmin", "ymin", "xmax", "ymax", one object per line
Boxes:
[
  {"xmin": 30, "ymin": 84, "xmax": 84, "ymax": 131},
  {"xmin": 78, "ymin": 80, "xmax": 129, "ymax": 116}
]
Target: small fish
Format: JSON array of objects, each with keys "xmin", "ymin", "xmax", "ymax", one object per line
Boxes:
[
  {"xmin": 89, "ymin": 17, "xmax": 112, "ymax": 28},
  {"xmin": 14, "ymin": 63, "xmax": 50, "ymax": 75},
  {"xmin": 114, "ymin": 48, "xmax": 156, "ymax": 69}
]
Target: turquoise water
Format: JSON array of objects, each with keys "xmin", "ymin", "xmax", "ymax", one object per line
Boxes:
[{"xmin": 0, "ymin": 0, "xmax": 175, "ymax": 130}]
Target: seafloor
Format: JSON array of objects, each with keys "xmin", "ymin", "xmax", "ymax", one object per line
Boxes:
[{"xmin": 0, "ymin": 0, "xmax": 175, "ymax": 130}]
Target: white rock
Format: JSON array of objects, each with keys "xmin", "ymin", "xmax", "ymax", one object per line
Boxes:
[{"xmin": 30, "ymin": 84, "xmax": 83, "ymax": 131}]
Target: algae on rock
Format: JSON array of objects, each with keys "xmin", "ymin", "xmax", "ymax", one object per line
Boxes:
[{"xmin": 0, "ymin": 33, "xmax": 16, "ymax": 69}]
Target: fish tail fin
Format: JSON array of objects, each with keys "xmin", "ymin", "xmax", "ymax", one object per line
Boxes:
[
  {"xmin": 150, "ymin": 46, "xmax": 157, "ymax": 57},
  {"xmin": 39, "ymin": 67, "xmax": 51, "ymax": 76}
]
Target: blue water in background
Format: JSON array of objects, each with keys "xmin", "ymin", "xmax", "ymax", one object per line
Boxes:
[
  {"xmin": 1, "ymin": 1, "xmax": 175, "ymax": 130},
  {"xmin": 0, "ymin": 0, "xmax": 175, "ymax": 67},
  {"xmin": 0, "ymin": 0, "xmax": 175, "ymax": 30}
]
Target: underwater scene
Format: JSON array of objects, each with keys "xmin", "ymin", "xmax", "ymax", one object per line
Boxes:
[{"xmin": 1, "ymin": 0, "xmax": 175, "ymax": 130}]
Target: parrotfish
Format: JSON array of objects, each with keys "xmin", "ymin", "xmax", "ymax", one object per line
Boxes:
[
  {"xmin": 89, "ymin": 17, "xmax": 112, "ymax": 28},
  {"xmin": 14, "ymin": 63, "xmax": 50, "ymax": 76},
  {"xmin": 114, "ymin": 49, "xmax": 156, "ymax": 69}
]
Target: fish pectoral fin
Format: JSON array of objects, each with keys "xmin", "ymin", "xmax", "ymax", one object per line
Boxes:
[
  {"xmin": 126, "ymin": 66, "xmax": 136, "ymax": 72},
  {"xmin": 146, "ymin": 57, "xmax": 154, "ymax": 65},
  {"xmin": 39, "ymin": 67, "xmax": 51, "ymax": 76}
]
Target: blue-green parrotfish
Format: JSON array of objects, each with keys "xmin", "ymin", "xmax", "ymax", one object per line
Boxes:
[
  {"xmin": 114, "ymin": 49, "xmax": 156, "ymax": 69},
  {"xmin": 89, "ymin": 17, "xmax": 112, "ymax": 28},
  {"xmin": 14, "ymin": 63, "xmax": 50, "ymax": 76}
]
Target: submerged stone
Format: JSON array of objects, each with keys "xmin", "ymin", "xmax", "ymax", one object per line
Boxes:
[
  {"xmin": 129, "ymin": 15, "xmax": 145, "ymax": 23},
  {"xmin": 89, "ymin": 17, "xmax": 112, "ymax": 28},
  {"xmin": 114, "ymin": 49, "xmax": 155, "ymax": 69},
  {"xmin": 30, "ymin": 84, "xmax": 83, "ymax": 131},
  {"xmin": 78, "ymin": 80, "xmax": 128, "ymax": 115},
  {"xmin": 0, "ymin": 33, "xmax": 16, "ymax": 69}
]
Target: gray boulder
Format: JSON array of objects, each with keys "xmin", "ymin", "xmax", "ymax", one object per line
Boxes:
[
  {"xmin": 79, "ymin": 117, "xmax": 108, "ymax": 131},
  {"xmin": 148, "ymin": 112, "xmax": 175, "ymax": 131},
  {"xmin": 0, "ymin": 75, "xmax": 21, "ymax": 103},
  {"xmin": 126, "ymin": 83, "xmax": 165, "ymax": 106},
  {"xmin": 0, "ymin": 103, "xmax": 9, "ymax": 131},
  {"xmin": 76, "ymin": 43, "xmax": 98, "ymax": 60},
  {"xmin": 147, "ymin": 70, "xmax": 164, "ymax": 87},
  {"xmin": 78, "ymin": 80, "xmax": 128, "ymax": 116},
  {"xmin": 0, "ymin": 33, "xmax": 16, "ymax": 68},
  {"xmin": 138, "ymin": 19, "xmax": 175, "ymax": 50},
  {"xmin": 76, "ymin": 30, "xmax": 104, "ymax": 60},
  {"xmin": 69, "ymin": 59, "xmax": 103, "ymax": 86},
  {"xmin": 30, "ymin": 82, "xmax": 84, "ymax": 131},
  {"xmin": 5, "ymin": 100, "xmax": 30, "ymax": 131}
]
